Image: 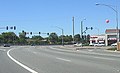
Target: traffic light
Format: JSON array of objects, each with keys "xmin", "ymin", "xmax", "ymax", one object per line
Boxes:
[
  {"xmin": 10, "ymin": 27, "xmax": 13, "ymax": 29},
  {"xmin": 14, "ymin": 26, "xmax": 16, "ymax": 30},
  {"xmin": 86, "ymin": 27, "xmax": 88, "ymax": 30},
  {"xmin": 22, "ymin": 30, "xmax": 24, "ymax": 33},
  {"xmin": 6, "ymin": 26, "xmax": 8, "ymax": 30},
  {"xmin": 30, "ymin": 32, "xmax": 32, "ymax": 35},
  {"xmin": 91, "ymin": 27, "xmax": 93, "ymax": 30},
  {"xmin": 39, "ymin": 32, "xmax": 41, "ymax": 34},
  {"xmin": 47, "ymin": 33, "xmax": 49, "ymax": 35}
]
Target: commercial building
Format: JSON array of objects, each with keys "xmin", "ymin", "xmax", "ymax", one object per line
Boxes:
[
  {"xmin": 90, "ymin": 34, "xmax": 105, "ymax": 45},
  {"xmin": 105, "ymin": 29, "xmax": 120, "ymax": 46},
  {"xmin": 90, "ymin": 29, "xmax": 120, "ymax": 46}
]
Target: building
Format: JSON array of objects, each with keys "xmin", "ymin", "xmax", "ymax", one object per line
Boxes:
[
  {"xmin": 90, "ymin": 29, "xmax": 120, "ymax": 46},
  {"xmin": 105, "ymin": 29, "xmax": 120, "ymax": 46},
  {"xmin": 90, "ymin": 34, "xmax": 105, "ymax": 45}
]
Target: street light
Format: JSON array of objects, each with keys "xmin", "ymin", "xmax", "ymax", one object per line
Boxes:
[
  {"xmin": 55, "ymin": 26, "xmax": 64, "ymax": 46},
  {"xmin": 81, "ymin": 19, "xmax": 86, "ymax": 46},
  {"xmin": 96, "ymin": 3, "xmax": 119, "ymax": 50},
  {"xmin": 72, "ymin": 16, "xmax": 75, "ymax": 44}
]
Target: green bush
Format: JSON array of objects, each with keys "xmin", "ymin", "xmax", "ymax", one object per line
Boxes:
[{"xmin": 107, "ymin": 48, "xmax": 117, "ymax": 51}]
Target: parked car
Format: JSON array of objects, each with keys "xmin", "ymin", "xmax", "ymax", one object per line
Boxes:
[
  {"xmin": 74, "ymin": 43, "xmax": 82, "ymax": 47},
  {"xmin": 111, "ymin": 43, "xmax": 117, "ymax": 46},
  {"xmin": 4, "ymin": 44, "xmax": 10, "ymax": 47},
  {"xmin": 89, "ymin": 43, "xmax": 95, "ymax": 46},
  {"xmin": 94, "ymin": 43, "xmax": 105, "ymax": 46}
]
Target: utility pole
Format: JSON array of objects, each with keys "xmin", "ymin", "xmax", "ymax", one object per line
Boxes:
[
  {"xmin": 81, "ymin": 19, "xmax": 86, "ymax": 46},
  {"xmin": 62, "ymin": 29, "xmax": 64, "ymax": 46},
  {"xmin": 81, "ymin": 21, "xmax": 83, "ymax": 40},
  {"xmin": 72, "ymin": 16, "xmax": 75, "ymax": 44},
  {"xmin": 55, "ymin": 26, "xmax": 64, "ymax": 46}
]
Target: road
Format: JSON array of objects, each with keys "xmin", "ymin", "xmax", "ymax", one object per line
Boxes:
[{"xmin": 0, "ymin": 46, "xmax": 120, "ymax": 73}]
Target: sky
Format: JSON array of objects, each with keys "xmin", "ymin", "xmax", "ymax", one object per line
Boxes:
[{"xmin": 0, "ymin": 0, "xmax": 120, "ymax": 37}]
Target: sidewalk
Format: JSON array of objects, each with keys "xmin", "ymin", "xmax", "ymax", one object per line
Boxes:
[
  {"xmin": 54, "ymin": 45, "xmax": 120, "ymax": 53},
  {"xmin": 53, "ymin": 45, "xmax": 75, "ymax": 50},
  {"xmin": 54, "ymin": 45, "xmax": 113, "ymax": 50}
]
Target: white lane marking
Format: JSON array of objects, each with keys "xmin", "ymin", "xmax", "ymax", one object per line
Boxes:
[
  {"xmin": 33, "ymin": 52, "xmax": 37, "ymax": 54},
  {"xmin": 50, "ymin": 47, "xmax": 119, "ymax": 61},
  {"xmin": 78, "ymin": 50, "xmax": 120, "ymax": 58},
  {"xmin": 76, "ymin": 50, "xmax": 80, "ymax": 51},
  {"xmin": 93, "ymin": 56, "xmax": 116, "ymax": 61},
  {"xmin": 56, "ymin": 57, "xmax": 71, "ymax": 62},
  {"xmin": 88, "ymin": 50, "xmax": 93, "ymax": 52},
  {"xmin": 117, "ymin": 70, "xmax": 120, "ymax": 72},
  {"xmin": 7, "ymin": 49, "xmax": 38, "ymax": 73},
  {"xmin": 0, "ymin": 49, "xmax": 6, "ymax": 51}
]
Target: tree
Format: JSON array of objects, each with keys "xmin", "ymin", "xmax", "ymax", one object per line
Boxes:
[
  {"xmin": 86, "ymin": 34, "xmax": 90, "ymax": 43},
  {"xmin": 32, "ymin": 36, "xmax": 43, "ymax": 40},
  {"xmin": 74, "ymin": 34, "xmax": 80, "ymax": 43},
  {"xmin": 1, "ymin": 32, "xmax": 19, "ymax": 44},
  {"xmin": 19, "ymin": 32, "xmax": 26, "ymax": 39},
  {"xmin": 58, "ymin": 35, "xmax": 73, "ymax": 44},
  {"xmin": 48, "ymin": 33, "xmax": 58, "ymax": 44},
  {"xmin": 29, "ymin": 35, "xmax": 44, "ymax": 45},
  {"xmin": 0, "ymin": 34, "xmax": 4, "ymax": 44},
  {"xmin": 18, "ymin": 31, "xmax": 27, "ymax": 45},
  {"xmin": 64, "ymin": 35, "xmax": 73, "ymax": 42},
  {"xmin": 82, "ymin": 34, "xmax": 90, "ymax": 44}
]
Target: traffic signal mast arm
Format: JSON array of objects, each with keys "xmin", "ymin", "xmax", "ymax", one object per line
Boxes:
[{"xmin": 83, "ymin": 27, "xmax": 93, "ymax": 34}]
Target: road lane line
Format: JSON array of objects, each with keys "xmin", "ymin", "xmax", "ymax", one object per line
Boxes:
[
  {"xmin": 56, "ymin": 57, "xmax": 71, "ymax": 62},
  {"xmin": 7, "ymin": 49, "xmax": 38, "ymax": 73},
  {"xmin": 88, "ymin": 50, "xmax": 93, "ymax": 52},
  {"xmin": 93, "ymin": 56, "xmax": 116, "ymax": 61},
  {"xmin": 0, "ymin": 49, "xmax": 6, "ymax": 51},
  {"xmin": 33, "ymin": 52, "xmax": 37, "ymax": 54}
]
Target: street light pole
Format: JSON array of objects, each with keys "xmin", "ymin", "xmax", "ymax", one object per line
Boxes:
[
  {"xmin": 55, "ymin": 26, "xmax": 64, "ymax": 46},
  {"xmin": 72, "ymin": 16, "xmax": 75, "ymax": 44},
  {"xmin": 62, "ymin": 29, "xmax": 64, "ymax": 46},
  {"xmin": 81, "ymin": 19, "xmax": 86, "ymax": 46},
  {"xmin": 96, "ymin": 3, "xmax": 119, "ymax": 50}
]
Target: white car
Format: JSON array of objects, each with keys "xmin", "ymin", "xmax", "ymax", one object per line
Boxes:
[
  {"xmin": 89, "ymin": 43, "xmax": 95, "ymax": 46},
  {"xmin": 111, "ymin": 43, "xmax": 117, "ymax": 46},
  {"xmin": 94, "ymin": 43, "xmax": 105, "ymax": 46},
  {"xmin": 74, "ymin": 43, "xmax": 82, "ymax": 47}
]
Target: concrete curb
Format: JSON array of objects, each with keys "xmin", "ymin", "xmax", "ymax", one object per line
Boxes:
[{"xmin": 104, "ymin": 50, "xmax": 120, "ymax": 53}]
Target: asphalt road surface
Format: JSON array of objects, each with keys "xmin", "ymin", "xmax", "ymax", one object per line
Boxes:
[{"xmin": 0, "ymin": 46, "xmax": 120, "ymax": 73}]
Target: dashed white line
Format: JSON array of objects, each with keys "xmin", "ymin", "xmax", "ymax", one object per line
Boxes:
[
  {"xmin": 56, "ymin": 57, "xmax": 71, "ymax": 62},
  {"xmin": 0, "ymin": 49, "xmax": 6, "ymax": 51},
  {"xmin": 7, "ymin": 49, "xmax": 38, "ymax": 73},
  {"xmin": 88, "ymin": 50, "xmax": 93, "ymax": 52},
  {"xmin": 93, "ymin": 56, "xmax": 116, "ymax": 61},
  {"xmin": 33, "ymin": 52, "xmax": 37, "ymax": 54},
  {"xmin": 117, "ymin": 70, "xmax": 120, "ymax": 73}
]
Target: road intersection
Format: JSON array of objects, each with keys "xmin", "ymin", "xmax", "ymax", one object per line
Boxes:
[{"xmin": 0, "ymin": 45, "xmax": 120, "ymax": 73}]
